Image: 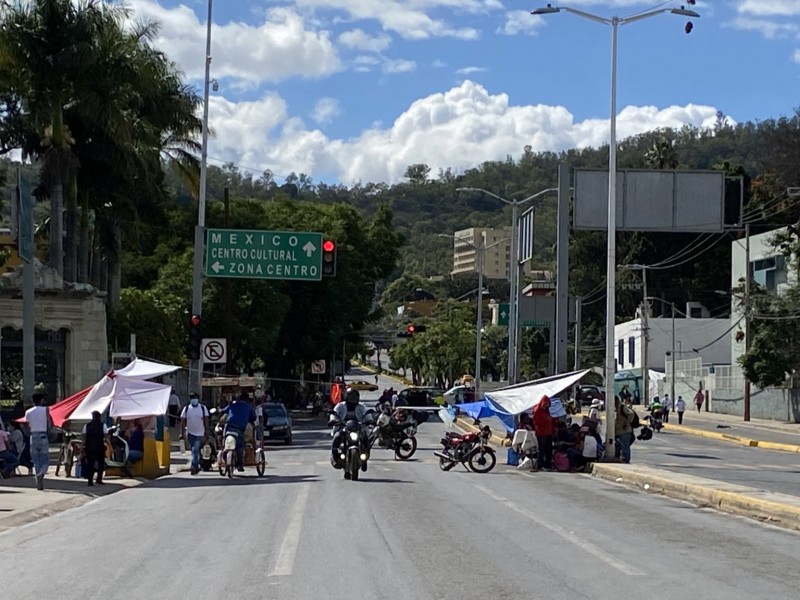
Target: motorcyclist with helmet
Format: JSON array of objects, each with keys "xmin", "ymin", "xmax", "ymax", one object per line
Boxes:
[{"xmin": 330, "ymin": 388, "xmax": 366, "ymax": 469}]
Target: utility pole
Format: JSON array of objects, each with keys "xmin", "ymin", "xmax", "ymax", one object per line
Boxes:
[
  {"xmin": 743, "ymin": 223, "xmax": 751, "ymax": 422},
  {"xmin": 573, "ymin": 296, "xmax": 582, "ymax": 370},
  {"xmin": 640, "ymin": 267, "xmax": 649, "ymax": 409},
  {"xmin": 670, "ymin": 302, "xmax": 676, "ymax": 406},
  {"xmin": 475, "ymin": 242, "xmax": 485, "ymax": 399},
  {"xmin": 223, "ymin": 186, "xmax": 233, "ymax": 375}
]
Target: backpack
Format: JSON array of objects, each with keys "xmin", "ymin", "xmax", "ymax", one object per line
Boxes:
[
  {"xmin": 554, "ymin": 452, "xmax": 571, "ymax": 472},
  {"xmin": 629, "ymin": 408, "xmax": 640, "ymax": 429}
]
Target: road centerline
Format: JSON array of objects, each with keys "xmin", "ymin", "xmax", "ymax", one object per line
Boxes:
[{"xmin": 269, "ymin": 482, "xmax": 311, "ymax": 577}]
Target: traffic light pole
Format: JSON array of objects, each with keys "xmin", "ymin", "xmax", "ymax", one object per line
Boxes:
[{"xmin": 190, "ymin": 0, "xmax": 213, "ymax": 395}]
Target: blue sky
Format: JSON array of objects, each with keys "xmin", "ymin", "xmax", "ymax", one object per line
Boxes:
[{"xmin": 128, "ymin": 1, "xmax": 800, "ymax": 184}]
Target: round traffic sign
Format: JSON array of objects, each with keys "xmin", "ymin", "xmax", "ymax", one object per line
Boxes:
[{"xmin": 203, "ymin": 340, "xmax": 225, "ymax": 362}]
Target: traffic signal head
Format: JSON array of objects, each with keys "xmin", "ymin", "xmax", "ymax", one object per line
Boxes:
[
  {"xmin": 407, "ymin": 324, "xmax": 415, "ymax": 334},
  {"xmin": 188, "ymin": 314, "xmax": 203, "ymax": 360},
  {"xmin": 322, "ymin": 239, "xmax": 337, "ymax": 276}
]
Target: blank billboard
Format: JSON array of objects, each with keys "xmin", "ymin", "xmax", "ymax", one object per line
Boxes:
[{"xmin": 573, "ymin": 169, "xmax": 727, "ymax": 233}]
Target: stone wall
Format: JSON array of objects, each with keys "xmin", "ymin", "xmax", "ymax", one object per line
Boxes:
[{"xmin": 0, "ymin": 292, "xmax": 108, "ymax": 396}]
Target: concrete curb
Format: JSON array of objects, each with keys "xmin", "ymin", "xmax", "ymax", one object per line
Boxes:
[
  {"xmin": 589, "ymin": 463, "xmax": 800, "ymax": 532},
  {"xmin": 661, "ymin": 423, "xmax": 800, "ymax": 453}
]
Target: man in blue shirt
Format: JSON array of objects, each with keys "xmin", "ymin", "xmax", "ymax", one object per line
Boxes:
[{"xmin": 223, "ymin": 393, "xmax": 256, "ymax": 471}]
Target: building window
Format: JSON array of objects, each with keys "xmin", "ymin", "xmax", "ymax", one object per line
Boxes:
[
  {"xmin": 628, "ymin": 337, "xmax": 635, "ymax": 367},
  {"xmin": 618, "ymin": 339, "xmax": 624, "ymax": 368}
]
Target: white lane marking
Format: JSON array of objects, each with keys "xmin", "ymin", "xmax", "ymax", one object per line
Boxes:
[
  {"xmin": 269, "ymin": 483, "xmax": 311, "ymax": 577},
  {"xmin": 475, "ymin": 484, "xmax": 644, "ymax": 576}
]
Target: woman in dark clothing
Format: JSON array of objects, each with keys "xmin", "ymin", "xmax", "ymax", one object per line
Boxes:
[{"xmin": 84, "ymin": 411, "xmax": 107, "ymax": 486}]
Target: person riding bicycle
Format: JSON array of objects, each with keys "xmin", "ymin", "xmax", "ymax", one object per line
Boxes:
[
  {"xmin": 221, "ymin": 392, "xmax": 256, "ymax": 472},
  {"xmin": 330, "ymin": 388, "xmax": 366, "ymax": 469}
]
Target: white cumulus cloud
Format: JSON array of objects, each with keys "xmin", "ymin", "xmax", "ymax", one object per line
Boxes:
[
  {"xmin": 206, "ymin": 81, "xmax": 721, "ymax": 185},
  {"xmin": 127, "ymin": 1, "xmax": 341, "ymax": 84},
  {"xmin": 311, "ymin": 98, "xmax": 342, "ymax": 124},
  {"xmin": 456, "ymin": 66, "xmax": 487, "ymax": 75},
  {"xmin": 498, "ymin": 10, "xmax": 544, "ymax": 36},
  {"xmin": 338, "ymin": 28, "xmax": 392, "ymax": 52},
  {"xmin": 737, "ymin": 0, "xmax": 800, "ymax": 17}
]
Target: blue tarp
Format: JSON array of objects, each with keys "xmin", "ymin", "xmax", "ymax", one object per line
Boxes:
[{"xmin": 456, "ymin": 399, "xmax": 516, "ymax": 433}]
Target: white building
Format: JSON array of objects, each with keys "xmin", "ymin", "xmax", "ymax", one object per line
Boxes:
[
  {"xmin": 730, "ymin": 227, "xmax": 795, "ymax": 365},
  {"xmin": 615, "ymin": 311, "xmax": 732, "ymax": 372}
]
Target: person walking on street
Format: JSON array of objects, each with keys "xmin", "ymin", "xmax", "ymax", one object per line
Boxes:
[
  {"xmin": 614, "ymin": 397, "xmax": 635, "ymax": 463},
  {"xmin": 533, "ymin": 396, "xmax": 556, "ymax": 470},
  {"xmin": 84, "ymin": 411, "xmax": 107, "ymax": 486},
  {"xmin": 662, "ymin": 393, "xmax": 672, "ymax": 423},
  {"xmin": 25, "ymin": 393, "xmax": 51, "ymax": 490},
  {"xmin": 676, "ymin": 396, "xmax": 686, "ymax": 425},
  {"xmin": 168, "ymin": 388, "xmax": 181, "ymax": 428},
  {"xmin": 180, "ymin": 393, "xmax": 210, "ymax": 476},
  {"xmin": 694, "ymin": 389, "xmax": 704, "ymax": 413}
]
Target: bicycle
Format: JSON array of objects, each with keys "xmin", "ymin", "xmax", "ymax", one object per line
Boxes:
[{"xmin": 55, "ymin": 431, "xmax": 84, "ymax": 478}]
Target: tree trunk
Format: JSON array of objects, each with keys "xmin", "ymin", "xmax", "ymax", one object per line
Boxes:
[
  {"xmin": 78, "ymin": 198, "xmax": 91, "ymax": 283},
  {"xmin": 49, "ymin": 179, "xmax": 64, "ymax": 278},
  {"xmin": 63, "ymin": 170, "xmax": 79, "ymax": 283},
  {"xmin": 107, "ymin": 220, "xmax": 122, "ymax": 310}
]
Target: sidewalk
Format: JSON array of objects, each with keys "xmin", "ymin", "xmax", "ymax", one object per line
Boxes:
[{"xmin": 636, "ymin": 407, "xmax": 800, "ymax": 451}]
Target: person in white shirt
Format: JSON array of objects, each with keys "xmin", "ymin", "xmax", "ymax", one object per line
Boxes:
[
  {"xmin": 168, "ymin": 389, "xmax": 182, "ymax": 428},
  {"xmin": 25, "ymin": 393, "xmax": 51, "ymax": 490},
  {"xmin": 662, "ymin": 394, "xmax": 672, "ymax": 423},
  {"xmin": 180, "ymin": 393, "xmax": 210, "ymax": 475},
  {"xmin": 675, "ymin": 396, "xmax": 686, "ymax": 424}
]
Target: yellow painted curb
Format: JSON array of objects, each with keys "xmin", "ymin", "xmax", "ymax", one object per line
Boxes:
[
  {"xmin": 590, "ymin": 463, "xmax": 800, "ymax": 532},
  {"xmin": 665, "ymin": 423, "xmax": 800, "ymax": 453}
]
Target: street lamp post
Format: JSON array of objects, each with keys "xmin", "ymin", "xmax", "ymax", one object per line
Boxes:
[
  {"xmin": 456, "ymin": 187, "xmax": 558, "ymax": 384},
  {"xmin": 532, "ymin": 3, "xmax": 700, "ymax": 455},
  {"xmin": 190, "ymin": 0, "xmax": 214, "ymax": 394}
]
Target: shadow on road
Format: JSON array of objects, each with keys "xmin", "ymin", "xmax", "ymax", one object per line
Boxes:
[
  {"xmin": 354, "ymin": 478, "xmax": 415, "ymax": 484},
  {"xmin": 0, "ymin": 474, "xmax": 130, "ymax": 496},
  {"xmin": 142, "ymin": 473, "xmax": 320, "ymax": 489}
]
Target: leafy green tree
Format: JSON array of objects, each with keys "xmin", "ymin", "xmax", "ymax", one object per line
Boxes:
[{"xmin": 110, "ymin": 288, "xmax": 185, "ymax": 365}]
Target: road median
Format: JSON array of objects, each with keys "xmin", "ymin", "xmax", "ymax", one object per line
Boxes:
[
  {"xmin": 660, "ymin": 422, "xmax": 800, "ymax": 452},
  {"xmin": 588, "ymin": 462, "xmax": 800, "ymax": 532}
]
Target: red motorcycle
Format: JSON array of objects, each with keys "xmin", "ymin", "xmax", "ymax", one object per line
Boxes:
[{"xmin": 434, "ymin": 422, "xmax": 496, "ymax": 473}]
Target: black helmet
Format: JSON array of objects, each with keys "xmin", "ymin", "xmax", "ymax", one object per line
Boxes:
[{"xmin": 345, "ymin": 388, "xmax": 360, "ymax": 404}]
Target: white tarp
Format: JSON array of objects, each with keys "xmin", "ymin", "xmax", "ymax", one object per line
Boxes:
[
  {"xmin": 484, "ymin": 369, "xmax": 591, "ymax": 415},
  {"xmin": 70, "ymin": 375, "xmax": 171, "ymax": 421},
  {"xmin": 108, "ymin": 378, "xmax": 171, "ymax": 419},
  {"xmin": 649, "ymin": 369, "xmax": 666, "ymax": 399},
  {"xmin": 115, "ymin": 358, "xmax": 180, "ymax": 380},
  {"xmin": 68, "ymin": 375, "xmax": 116, "ymax": 421}
]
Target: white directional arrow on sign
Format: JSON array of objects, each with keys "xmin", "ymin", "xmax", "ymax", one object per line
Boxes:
[
  {"xmin": 500, "ymin": 310, "xmax": 508, "ymax": 319},
  {"xmin": 211, "ymin": 261, "xmax": 224, "ymax": 274},
  {"xmin": 302, "ymin": 241, "xmax": 317, "ymax": 257}
]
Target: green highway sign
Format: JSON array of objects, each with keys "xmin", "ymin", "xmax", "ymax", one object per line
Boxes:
[
  {"xmin": 521, "ymin": 319, "xmax": 549, "ymax": 328},
  {"xmin": 206, "ymin": 228, "xmax": 323, "ymax": 281},
  {"xmin": 498, "ymin": 303, "xmax": 510, "ymax": 327}
]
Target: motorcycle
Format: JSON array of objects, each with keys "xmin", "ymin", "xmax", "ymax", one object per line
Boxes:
[
  {"xmin": 646, "ymin": 409, "xmax": 664, "ymax": 433},
  {"xmin": 331, "ymin": 416, "xmax": 369, "ymax": 481},
  {"xmin": 369, "ymin": 408, "xmax": 418, "ymax": 460},
  {"xmin": 434, "ymin": 421, "xmax": 496, "ymax": 473},
  {"xmin": 105, "ymin": 426, "xmax": 132, "ymax": 477}
]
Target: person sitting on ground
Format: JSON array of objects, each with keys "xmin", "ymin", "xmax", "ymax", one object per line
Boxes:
[
  {"xmin": 125, "ymin": 421, "xmax": 145, "ymax": 475},
  {"xmin": 0, "ymin": 427, "xmax": 20, "ymax": 478}
]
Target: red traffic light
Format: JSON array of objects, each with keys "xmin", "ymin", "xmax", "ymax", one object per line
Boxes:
[
  {"xmin": 407, "ymin": 324, "xmax": 415, "ymax": 333},
  {"xmin": 190, "ymin": 314, "xmax": 201, "ymax": 327},
  {"xmin": 323, "ymin": 240, "xmax": 335, "ymax": 252}
]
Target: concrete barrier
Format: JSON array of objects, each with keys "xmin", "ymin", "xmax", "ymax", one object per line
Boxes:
[{"xmin": 589, "ymin": 463, "xmax": 800, "ymax": 532}]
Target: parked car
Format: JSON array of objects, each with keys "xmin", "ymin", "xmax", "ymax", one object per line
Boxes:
[
  {"xmin": 399, "ymin": 387, "xmax": 444, "ymax": 406},
  {"xmin": 349, "ymin": 380, "xmax": 379, "ymax": 392},
  {"xmin": 578, "ymin": 385, "xmax": 605, "ymax": 408},
  {"xmin": 263, "ymin": 403, "xmax": 293, "ymax": 445}
]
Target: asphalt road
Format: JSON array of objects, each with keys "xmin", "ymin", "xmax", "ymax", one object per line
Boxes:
[{"xmin": 1, "ymin": 371, "xmax": 799, "ymax": 599}]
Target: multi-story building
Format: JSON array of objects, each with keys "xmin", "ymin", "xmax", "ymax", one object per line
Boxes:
[
  {"xmin": 450, "ymin": 227, "xmax": 513, "ymax": 280},
  {"xmin": 730, "ymin": 227, "xmax": 795, "ymax": 366}
]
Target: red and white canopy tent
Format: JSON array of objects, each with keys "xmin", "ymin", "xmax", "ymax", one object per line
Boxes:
[{"xmin": 66, "ymin": 359, "xmax": 180, "ymax": 422}]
